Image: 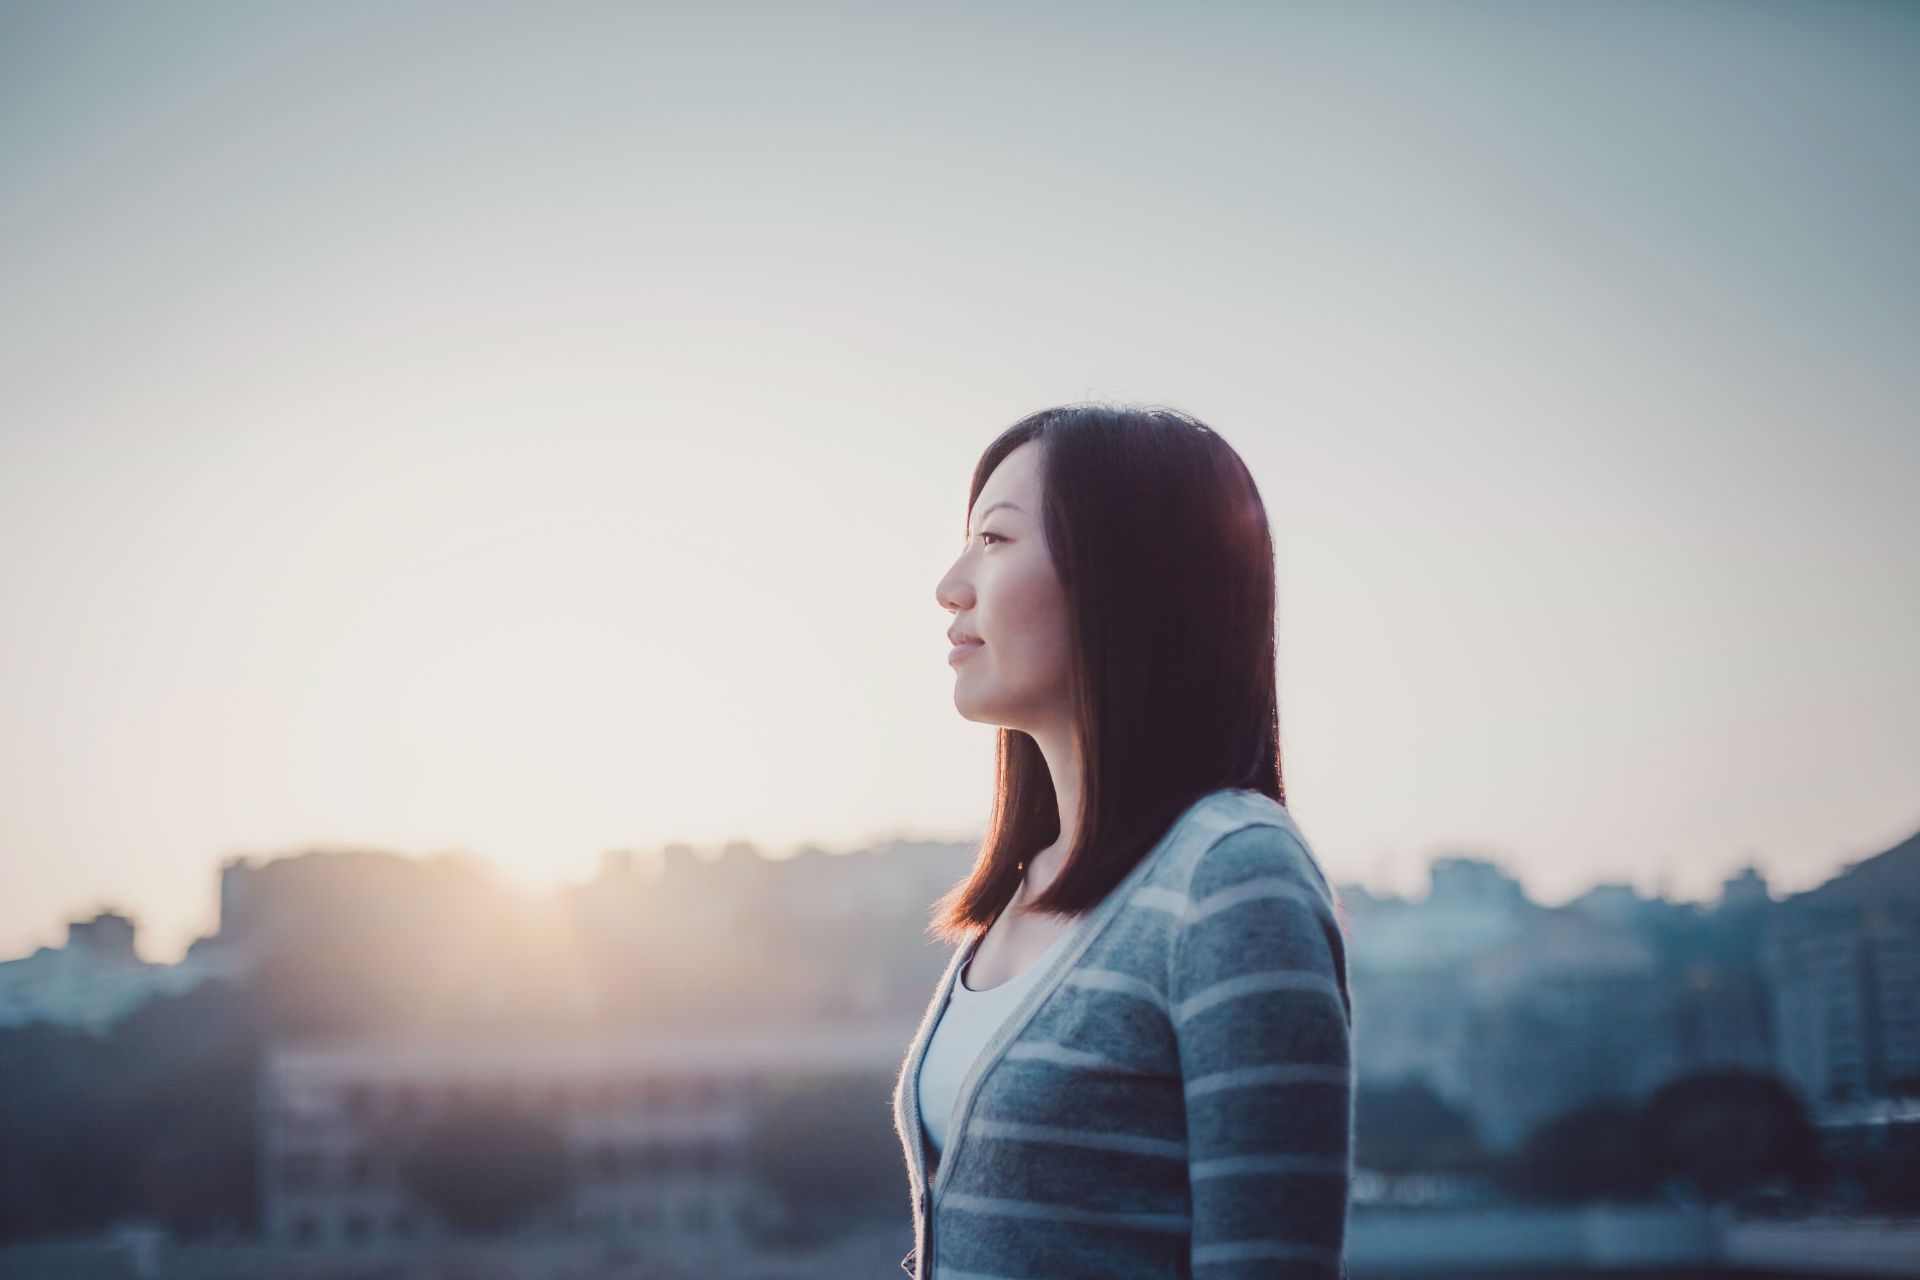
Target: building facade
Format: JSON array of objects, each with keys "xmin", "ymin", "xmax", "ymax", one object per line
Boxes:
[{"xmin": 259, "ymin": 1024, "xmax": 903, "ymax": 1250}]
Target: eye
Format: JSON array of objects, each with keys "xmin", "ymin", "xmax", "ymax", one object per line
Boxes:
[{"xmin": 977, "ymin": 532, "xmax": 1006, "ymax": 547}]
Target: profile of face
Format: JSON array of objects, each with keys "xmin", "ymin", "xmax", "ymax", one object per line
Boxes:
[{"xmin": 935, "ymin": 439, "xmax": 1077, "ymax": 737}]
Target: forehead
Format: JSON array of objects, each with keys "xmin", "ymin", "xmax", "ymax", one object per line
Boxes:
[{"xmin": 976, "ymin": 439, "xmax": 1041, "ymax": 508}]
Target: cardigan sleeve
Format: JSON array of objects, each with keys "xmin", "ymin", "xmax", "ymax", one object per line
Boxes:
[{"xmin": 1169, "ymin": 822, "xmax": 1354, "ymax": 1278}]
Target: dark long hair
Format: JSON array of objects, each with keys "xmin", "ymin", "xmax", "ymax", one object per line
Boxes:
[{"xmin": 929, "ymin": 403, "xmax": 1291, "ymax": 945}]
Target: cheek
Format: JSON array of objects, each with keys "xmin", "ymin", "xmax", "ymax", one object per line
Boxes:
[{"xmin": 992, "ymin": 557, "xmax": 1072, "ymax": 653}]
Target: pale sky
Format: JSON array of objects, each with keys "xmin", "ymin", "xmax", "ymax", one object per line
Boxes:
[{"xmin": 2, "ymin": 0, "xmax": 1915, "ymax": 964}]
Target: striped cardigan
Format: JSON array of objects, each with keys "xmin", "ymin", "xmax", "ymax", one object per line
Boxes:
[{"xmin": 890, "ymin": 787, "xmax": 1353, "ymax": 1279}]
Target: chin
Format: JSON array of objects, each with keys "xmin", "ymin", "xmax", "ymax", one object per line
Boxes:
[{"xmin": 952, "ymin": 688, "xmax": 996, "ymax": 724}]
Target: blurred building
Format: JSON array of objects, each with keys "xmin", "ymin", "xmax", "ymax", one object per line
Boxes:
[
  {"xmin": 0, "ymin": 834, "xmax": 980, "ymax": 1037},
  {"xmin": 189, "ymin": 846, "xmax": 507, "ymax": 969},
  {"xmin": 1456, "ymin": 908, "xmax": 1672, "ymax": 1148},
  {"xmin": 1342, "ymin": 856, "xmax": 1537, "ymax": 1127},
  {"xmin": 13, "ymin": 817, "xmax": 1916, "ymax": 1182},
  {"xmin": 571, "ymin": 837, "xmax": 975, "ymax": 1023},
  {"xmin": 1346, "ymin": 853, "xmax": 1789, "ymax": 1151},
  {"xmin": 0, "ymin": 908, "xmax": 230, "ymax": 1031},
  {"xmin": 1766, "ymin": 829, "xmax": 1920, "ymax": 1115},
  {"xmin": 642, "ymin": 837, "xmax": 974, "ymax": 932},
  {"xmin": 259, "ymin": 1023, "xmax": 904, "ymax": 1250}
]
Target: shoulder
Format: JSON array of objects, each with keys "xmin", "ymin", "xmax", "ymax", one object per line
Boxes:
[
  {"xmin": 1168, "ymin": 796, "xmax": 1342, "ymax": 947},
  {"xmin": 1167, "ymin": 795, "xmax": 1351, "ymax": 1015},
  {"xmin": 1177, "ymin": 791, "xmax": 1328, "ymax": 895}
]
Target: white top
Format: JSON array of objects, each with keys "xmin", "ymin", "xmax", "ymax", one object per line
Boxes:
[{"xmin": 916, "ymin": 920, "xmax": 1084, "ymax": 1155}]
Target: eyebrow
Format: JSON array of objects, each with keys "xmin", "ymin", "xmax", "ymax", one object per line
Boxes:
[{"xmin": 970, "ymin": 500, "xmax": 1023, "ymax": 533}]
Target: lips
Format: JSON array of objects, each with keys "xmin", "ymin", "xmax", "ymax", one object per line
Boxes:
[{"xmin": 948, "ymin": 638, "xmax": 984, "ymax": 664}]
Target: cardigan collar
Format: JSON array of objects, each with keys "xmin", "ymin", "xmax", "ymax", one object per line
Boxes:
[{"xmin": 894, "ymin": 787, "xmax": 1246, "ymax": 1206}]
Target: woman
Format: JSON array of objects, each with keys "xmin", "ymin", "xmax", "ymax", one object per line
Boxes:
[{"xmin": 892, "ymin": 404, "xmax": 1354, "ymax": 1279}]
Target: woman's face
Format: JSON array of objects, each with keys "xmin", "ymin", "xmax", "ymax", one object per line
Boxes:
[{"xmin": 935, "ymin": 439, "xmax": 1076, "ymax": 735}]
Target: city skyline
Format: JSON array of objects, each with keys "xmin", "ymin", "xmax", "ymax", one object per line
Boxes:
[{"xmin": 6, "ymin": 812, "xmax": 1909, "ymax": 971}]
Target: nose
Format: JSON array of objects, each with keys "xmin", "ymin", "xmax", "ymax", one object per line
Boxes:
[{"xmin": 936, "ymin": 557, "xmax": 974, "ymax": 615}]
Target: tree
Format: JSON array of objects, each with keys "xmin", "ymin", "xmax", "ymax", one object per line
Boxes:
[
  {"xmin": 1639, "ymin": 1069, "xmax": 1824, "ymax": 1203},
  {"xmin": 114, "ymin": 980, "xmax": 264, "ymax": 1237},
  {"xmin": 0, "ymin": 1022, "xmax": 135, "ymax": 1241},
  {"xmin": 1355, "ymin": 1079, "xmax": 1487, "ymax": 1176},
  {"xmin": 390, "ymin": 1100, "xmax": 573, "ymax": 1234},
  {"xmin": 1505, "ymin": 1099, "xmax": 1657, "ymax": 1204}
]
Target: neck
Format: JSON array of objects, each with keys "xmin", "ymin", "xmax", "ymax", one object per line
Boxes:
[{"xmin": 1026, "ymin": 722, "xmax": 1082, "ymax": 893}]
